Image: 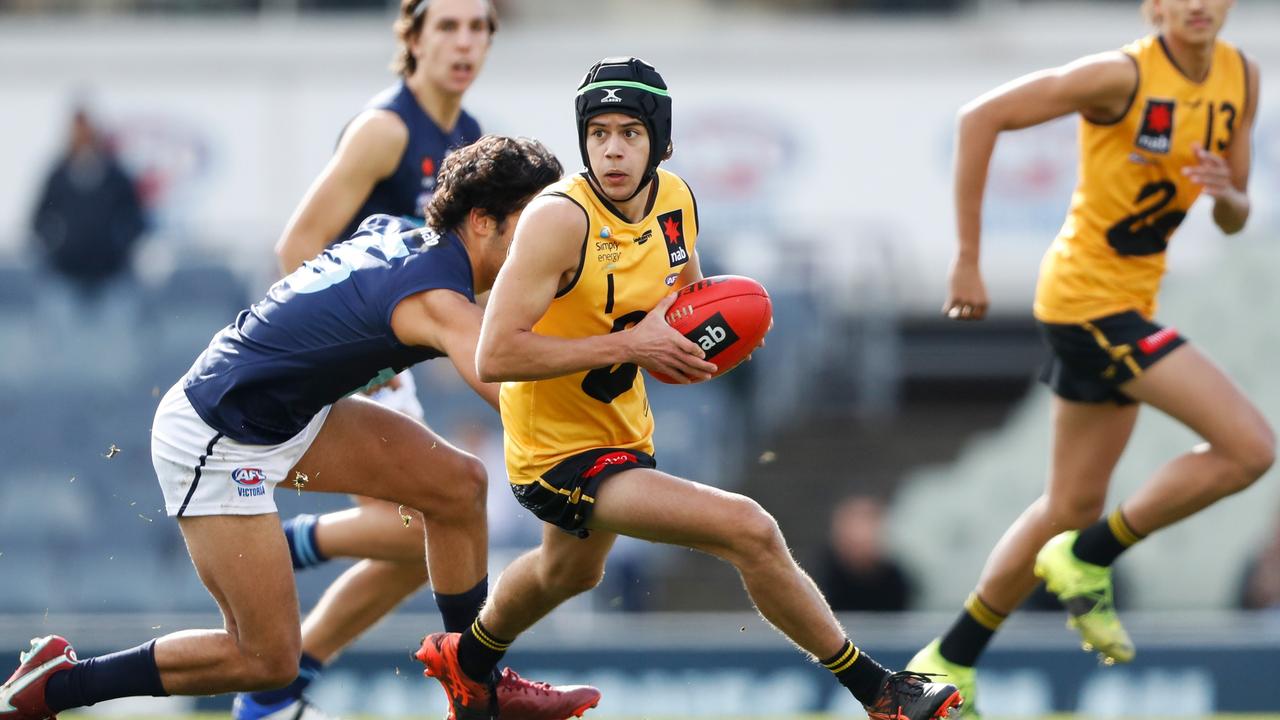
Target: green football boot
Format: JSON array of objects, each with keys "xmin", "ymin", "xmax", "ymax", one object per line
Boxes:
[
  {"xmin": 1034, "ymin": 530, "xmax": 1135, "ymax": 664},
  {"xmin": 905, "ymin": 639, "xmax": 980, "ymax": 719}
]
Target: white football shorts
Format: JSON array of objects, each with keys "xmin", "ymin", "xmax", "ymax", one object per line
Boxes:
[{"xmin": 151, "ymin": 382, "xmax": 331, "ymax": 517}]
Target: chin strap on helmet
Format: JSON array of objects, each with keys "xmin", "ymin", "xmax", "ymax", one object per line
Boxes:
[{"xmin": 574, "ymin": 56, "xmax": 672, "ymax": 202}]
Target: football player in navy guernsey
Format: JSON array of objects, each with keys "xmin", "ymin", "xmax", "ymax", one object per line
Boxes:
[
  {"xmin": 0, "ymin": 137, "xmax": 601, "ymax": 720},
  {"xmin": 256, "ymin": 0, "xmax": 501, "ymax": 717}
]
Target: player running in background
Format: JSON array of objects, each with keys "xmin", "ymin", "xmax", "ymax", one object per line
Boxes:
[
  {"xmin": 242, "ymin": 1, "xmax": 500, "ymax": 717},
  {"xmin": 415, "ymin": 56, "xmax": 962, "ymax": 720},
  {"xmin": 907, "ymin": 1, "xmax": 1267, "ymax": 716},
  {"xmin": 0, "ymin": 137, "xmax": 599, "ymax": 720}
]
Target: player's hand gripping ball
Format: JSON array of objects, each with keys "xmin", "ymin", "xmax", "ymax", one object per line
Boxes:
[{"xmin": 649, "ymin": 275, "xmax": 772, "ymax": 384}]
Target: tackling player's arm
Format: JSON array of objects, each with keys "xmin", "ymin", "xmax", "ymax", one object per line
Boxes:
[
  {"xmin": 1184, "ymin": 56, "xmax": 1260, "ymax": 235},
  {"xmin": 275, "ymin": 110, "xmax": 408, "ymax": 275},
  {"xmin": 947, "ymin": 52, "xmax": 1138, "ymax": 320},
  {"xmin": 391, "ymin": 289, "xmax": 498, "ymax": 411},
  {"xmin": 476, "ymin": 195, "xmax": 716, "ymax": 384}
]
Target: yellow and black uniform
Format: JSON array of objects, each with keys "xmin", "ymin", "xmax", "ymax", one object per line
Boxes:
[
  {"xmin": 1035, "ymin": 35, "xmax": 1248, "ymax": 403},
  {"xmin": 503, "ymin": 169, "xmax": 698, "ymax": 533}
]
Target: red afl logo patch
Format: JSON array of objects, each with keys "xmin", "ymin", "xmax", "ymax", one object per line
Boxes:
[
  {"xmin": 421, "ymin": 157, "xmax": 436, "ymax": 176},
  {"xmin": 583, "ymin": 452, "xmax": 638, "ymax": 479},
  {"xmin": 232, "ymin": 468, "xmax": 266, "ymax": 487},
  {"xmin": 1137, "ymin": 327, "xmax": 1179, "ymax": 355}
]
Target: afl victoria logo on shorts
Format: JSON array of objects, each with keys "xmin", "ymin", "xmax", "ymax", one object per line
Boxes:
[
  {"xmin": 1135, "ymin": 99, "xmax": 1175, "ymax": 154},
  {"xmin": 685, "ymin": 311, "xmax": 739, "ymax": 360},
  {"xmin": 656, "ymin": 209, "xmax": 689, "ymax": 267},
  {"xmin": 232, "ymin": 467, "xmax": 267, "ymax": 497}
]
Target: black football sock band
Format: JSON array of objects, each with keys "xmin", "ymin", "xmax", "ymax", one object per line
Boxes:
[
  {"xmin": 938, "ymin": 592, "xmax": 1006, "ymax": 667},
  {"xmin": 822, "ymin": 639, "xmax": 890, "ymax": 706},
  {"xmin": 1073, "ymin": 508, "xmax": 1145, "ymax": 567}
]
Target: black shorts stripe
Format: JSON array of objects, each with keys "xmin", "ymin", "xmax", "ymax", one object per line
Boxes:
[{"xmin": 177, "ymin": 432, "xmax": 224, "ymax": 518}]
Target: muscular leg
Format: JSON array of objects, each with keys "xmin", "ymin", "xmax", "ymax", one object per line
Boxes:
[
  {"xmin": 908, "ymin": 396, "xmax": 1138, "ymax": 685},
  {"xmin": 231, "ymin": 397, "xmax": 487, "ymax": 716},
  {"xmin": 37, "ymin": 395, "xmax": 488, "ymax": 715},
  {"xmin": 295, "ymin": 395, "xmax": 488, "ymax": 598},
  {"xmin": 311, "ymin": 497, "xmax": 428, "ymax": 562},
  {"xmin": 481, "ymin": 468, "xmax": 843, "ymax": 660},
  {"xmin": 479, "ymin": 525, "xmax": 618, "ymax": 639},
  {"xmin": 257, "ymin": 395, "xmax": 489, "ymax": 671},
  {"xmin": 975, "ymin": 399, "xmax": 1138, "ymax": 613},
  {"xmin": 301, "ymin": 558, "xmax": 429, "ymax": 662},
  {"xmin": 1119, "ymin": 345, "xmax": 1275, "ymax": 533},
  {"xmin": 163, "ymin": 393, "xmax": 490, "ymax": 692},
  {"xmin": 155, "ymin": 514, "xmax": 304, "ymax": 694},
  {"xmin": 450, "ymin": 469, "xmax": 929, "ymax": 710},
  {"xmin": 301, "ymin": 497, "xmax": 429, "ymax": 662},
  {"xmin": 424, "ymin": 464, "xmax": 960, "ymax": 715}
]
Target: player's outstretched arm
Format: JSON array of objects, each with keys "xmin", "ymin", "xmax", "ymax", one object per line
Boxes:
[
  {"xmin": 946, "ymin": 51, "xmax": 1138, "ymax": 321},
  {"xmin": 477, "ymin": 196, "xmax": 715, "ymax": 383},
  {"xmin": 274, "ymin": 110, "xmax": 408, "ymax": 275},
  {"xmin": 1187, "ymin": 56, "xmax": 1259, "ymax": 234},
  {"xmin": 391, "ymin": 288, "xmax": 499, "ymax": 410}
]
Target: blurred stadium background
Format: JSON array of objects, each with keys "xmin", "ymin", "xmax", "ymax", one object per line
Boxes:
[{"xmin": 2, "ymin": 0, "xmax": 1279, "ymax": 716}]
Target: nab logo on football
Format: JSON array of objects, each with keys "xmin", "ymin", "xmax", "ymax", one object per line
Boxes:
[
  {"xmin": 656, "ymin": 210, "xmax": 689, "ymax": 268},
  {"xmin": 232, "ymin": 468, "xmax": 267, "ymax": 498},
  {"xmin": 685, "ymin": 312, "xmax": 739, "ymax": 361},
  {"xmin": 1135, "ymin": 99, "xmax": 1175, "ymax": 154}
]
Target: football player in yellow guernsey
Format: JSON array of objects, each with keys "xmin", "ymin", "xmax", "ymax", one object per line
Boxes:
[
  {"xmin": 413, "ymin": 57, "xmax": 963, "ymax": 720},
  {"xmin": 906, "ymin": 1, "xmax": 1269, "ymax": 717}
]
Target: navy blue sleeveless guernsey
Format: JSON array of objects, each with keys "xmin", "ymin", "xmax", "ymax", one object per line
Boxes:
[
  {"xmin": 183, "ymin": 215, "xmax": 475, "ymax": 445},
  {"xmin": 338, "ymin": 81, "xmax": 483, "ymax": 242}
]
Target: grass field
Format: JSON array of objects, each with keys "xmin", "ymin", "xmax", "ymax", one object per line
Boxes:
[
  {"xmin": 58, "ymin": 715, "xmax": 1280, "ymax": 720},
  {"xmin": 60, "ymin": 707, "xmax": 1280, "ymax": 712}
]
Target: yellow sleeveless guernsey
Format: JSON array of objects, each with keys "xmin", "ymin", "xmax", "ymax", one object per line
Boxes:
[
  {"xmin": 501, "ymin": 169, "xmax": 698, "ymax": 485},
  {"xmin": 1034, "ymin": 35, "xmax": 1248, "ymax": 323}
]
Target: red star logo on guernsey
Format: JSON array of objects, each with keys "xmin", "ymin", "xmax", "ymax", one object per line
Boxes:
[
  {"xmin": 662, "ymin": 215, "xmax": 681, "ymax": 245},
  {"xmin": 1147, "ymin": 104, "xmax": 1172, "ymax": 134}
]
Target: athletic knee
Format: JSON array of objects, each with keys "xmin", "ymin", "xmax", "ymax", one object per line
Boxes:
[
  {"xmin": 255, "ymin": 659, "xmax": 302, "ymax": 692},
  {"xmin": 541, "ymin": 553, "xmax": 606, "ymax": 596},
  {"xmin": 454, "ymin": 454, "xmax": 488, "ymax": 510},
  {"xmin": 1233, "ymin": 425, "xmax": 1274, "ymax": 481},
  {"xmin": 1045, "ymin": 494, "xmax": 1106, "ymax": 531},
  {"xmin": 1228, "ymin": 425, "xmax": 1275, "ymax": 488},
  {"xmin": 423, "ymin": 453, "xmax": 487, "ymax": 519},
  {"xmin": 234, "ymin": 640, "xmax": 300, "ymax": 691},
  {"xmin": 726, "ymin": 496, "xmax": 785, "ymax": 561}
]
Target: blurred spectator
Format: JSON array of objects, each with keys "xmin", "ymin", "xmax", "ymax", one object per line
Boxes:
[
  {"xmin": 818, "ymin": 494, "xmax": 914, "ymax": 611},
  {"xmin": 1239, "ymin": 514, "xmax": 1280, "ymax": 610},
  {"xmin": 31, "ymin": 105, "xmax": 146, "ymax": 300}
]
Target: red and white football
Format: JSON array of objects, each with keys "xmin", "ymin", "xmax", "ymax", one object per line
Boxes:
[{"xmin": 649, "ymin": 275, "xmax": 772, "ymax": 384}]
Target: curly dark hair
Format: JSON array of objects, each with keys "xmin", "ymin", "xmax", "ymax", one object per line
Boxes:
[
  {"xmin": 392, "ymin": 0, "xmax": 498, "ymax": 78},
  {"xmin": 426, "ymin": 136, "xmax": 563, "ymax": 234}
]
